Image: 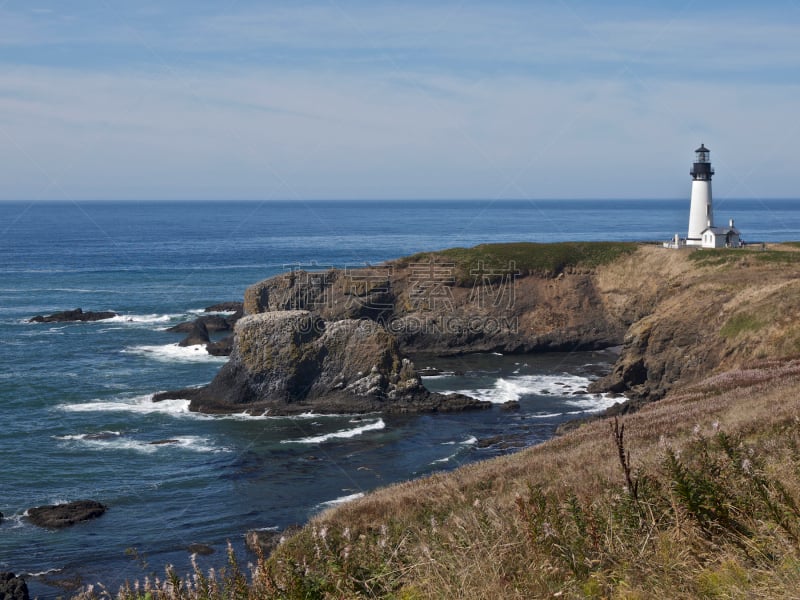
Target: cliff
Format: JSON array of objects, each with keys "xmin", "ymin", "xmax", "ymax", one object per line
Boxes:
[
  {"xmin": 157, "ymin": 310, "xmax": 486, "ymax": 414},
  {"xmin": 168, "ymin": 242, "xmax": 800, "ymax": 415},
  {"xmin": 240, "ymin": 242, "xmax": 800, "ymax": 404}
]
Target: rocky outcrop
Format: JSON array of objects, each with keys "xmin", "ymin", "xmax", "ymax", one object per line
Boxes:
[
  {"xmin": 26, "ymin": 500, "xmax": 107, "ymax": 529},
  {"xmin": 242, "ymin": 267, "xmax": 625, "ymax": 356},
  {"xmin": 0, "ymin": 573, "xmax": 29, "ymax": 600},
  {"xmin": 167, "ymin": 302, "xmax": 243, "ymax": 355},
  {"xmin": 29, "ymin": 308, "xmax": 117, "ymax": 323},
  {"xmin": 233, "ymin": 244, "xmax": 800, "ymax": 405},
  {"xmin": 156, "ymin": 311, "xmax": 487, "ymax": 415}
]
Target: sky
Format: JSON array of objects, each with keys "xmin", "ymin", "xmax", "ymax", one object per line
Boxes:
[{"xmin": 0, "ymin": 0, "xmax": 798, "ymax": 201}]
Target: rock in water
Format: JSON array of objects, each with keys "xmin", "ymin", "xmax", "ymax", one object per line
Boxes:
[
  {"xmin": 26, "ymin": 500, "xmax": 107, "ymax": 529},
  {"xmin": 157, "ymin": 311, "xmax": 487, "ymax": 415},
  {"xmin": 0, "ymin": 573, "xmax": 30, "ymax": 600},
  {"xmin": 29, "ymin": 308, "xmax": 117, "ymax": 323},
  {"xmin": 178, "ymin": 320, "xmax": 210, "ymax": 347}
]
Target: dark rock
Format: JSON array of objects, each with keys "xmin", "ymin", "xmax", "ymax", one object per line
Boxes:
[
  {"xmin": 501, "ymin": 400, "xmax": 521, "ymax": 410},
  {"xmin": 187, "ymin": 543, "xmax": 214, "ymax": 556},
  {"xmin": 205, "ymin": 302, "xmax": 243, "ymax": 313},
  {"xmin": 417, "ymin": 367, "xmax": 442, "ymax": 376},
  {"xmin": 157, "ymin": 311, "xmax": 490, "ymax": 415},
  {"xmin": 179, "ymin": 321, "xmax": 210, "ymax": 347},
  {"xmin": 245, "ymin": 525, "xmax": 302, "ymax": 557},
  {"xmin": 207, "ymin": 335, "xmax": 233, "ymax": 356},
  {"xmin": 29, "ymin": 308, "xmax": 117, "ymax": 323},
  {"xmin": 149, "ymin": 439, "xmax": 179, "ymax": 445},
  {"xmin": 26, "ymin": 500, "xmax": 107, "ymax": 529},
  {"xmin": 169, "ymin": 315, "xmax": 232, "ymax": 335},
  {"xmin": 166, "ymin": 321, "xmax": 198, "ymax": 333},
  {"xmin": 0, "ymin": 511, "xmax": 3, "ymax": 524},
  {"xmin": 0, "ymin": 572, "xmax": 29, "ymax": 600}
]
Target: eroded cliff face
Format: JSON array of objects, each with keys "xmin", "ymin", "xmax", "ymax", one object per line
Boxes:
[
  {"xmin": 164, "ymin": 310, "xmax": 486, "ymax": 415},
  {"xmin": 239, "ymin": 244, "xmax": 800, "ymax": 405},
  {"xmin": 589, "ymin": 245, "xmax": 800, "ymax": 401}
]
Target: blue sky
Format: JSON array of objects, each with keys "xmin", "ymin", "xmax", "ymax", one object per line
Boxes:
[{"xmin": 1, "ymin": 1, "xmax": 798, "ymax": 200}]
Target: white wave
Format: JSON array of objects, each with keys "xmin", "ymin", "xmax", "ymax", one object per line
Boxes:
[
  {"xmin": 122, "ymin": 343, "xmax": 228, "ymax": 363},
  {"xmin": 564, "ymin": 394, "xmax": 622, "ymax": 412},
  {"xmin": 59, "ymin": 394, "xmax": 194, "ymax": 416},
  {"xmin": 55, "ymin": 432, "xmax": 227, "ymax": 454},
  {"xmin": 2, "ymin": 513, "xmax": 28, "ymax": 529},
  {"xmin": 24, "ymin": 568, "xmax": 63, "ymax": 577},
  {"xmin": 319, "ymin": 492, "xmax": 364, "ymax": 507},
  {"xmin": 461, "ymin": 435, "xmax": 477, "ymax": 445},
  {"xmin": 55, "ymin": 431, "xmax": 122, "ymax": 441},
  {"xmin": 106, "ymin": 313, "xmax": 184, "ymax": 325},
  {"xmin": 432, "ymin": 453, "xmax": 458, "ymax": 464},
  {"xmin": 281, "ymin": 419, "xmax": 385, "ymax": 444},
  {"xmin": 441, "ymin": 373, "xmax": 605, "ymax": 406},
  {"xmin": 188, "ymin": 308, "xmax": 236, "ymax": 315}
]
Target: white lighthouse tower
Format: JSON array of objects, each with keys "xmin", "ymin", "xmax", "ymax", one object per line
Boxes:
[{"xmin": 687, "ymin": 144, "xmax": 714, "ymax": 246}]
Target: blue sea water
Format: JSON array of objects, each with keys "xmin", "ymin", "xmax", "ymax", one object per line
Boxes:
[{"xmin": 1, "ymin": 199, "xmax": 799, "ymax": 596}]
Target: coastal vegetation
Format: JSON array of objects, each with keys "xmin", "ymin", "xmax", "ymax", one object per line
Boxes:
[
  {"xmin": 72, "ymin": 241, "xmax": 800, "ymax": 599},
  {"xmin": 76, "ymin": 359, "xmax": 800, "ymax": 599},
  {"xmin": 398, "ymin": 241, "xmax": 637, "ymax": 283}
]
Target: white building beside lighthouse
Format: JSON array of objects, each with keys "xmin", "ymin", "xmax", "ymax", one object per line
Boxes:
[{"xmin": 666, "ymin": 144, "xmax": 742, "ymax": 249}]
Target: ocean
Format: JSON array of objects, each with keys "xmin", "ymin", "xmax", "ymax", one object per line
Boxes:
[{"xmin": 1, "ymin": 199, "xmax": 799, "ymax": 596}]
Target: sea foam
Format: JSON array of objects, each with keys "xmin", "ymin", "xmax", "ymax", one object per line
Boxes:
[
  {"xmin": 281, "ymin": 419, "xmax": 385, "ymax": 444},
  {"xmin": 122, "ymin": 343, "xmax": 228, "ymax": 363},
  {"xmin": 442, "ymin": 373, "xmax": 612, "ymax": 411},
  {"xmin": 54, "ymin": 432, "xmax": 227, "ymax": 454},
  {"xmin": 318, "ymin": 492, "xmax": 365, "ymax": 508},
  {"xmin": 59, "ymin": 394, "xmax": 194, "ymax": 416},
  {"xmin": 105, "ymin": 313, "xmax": 185, "ymax": 325}
]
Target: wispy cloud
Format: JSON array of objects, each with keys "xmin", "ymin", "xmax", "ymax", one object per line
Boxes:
[{"xmin": 0, "ymin": 1, "xmax": 798, "ymax": 200}]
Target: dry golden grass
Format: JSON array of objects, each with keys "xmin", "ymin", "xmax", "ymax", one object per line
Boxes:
[
  {"xmin": 76, "ymin": 244, "xmax": 800, "ymax": 599},
  {"xmin": 262, "ymin": 359, "xmax": 800, "ymax": 599}
]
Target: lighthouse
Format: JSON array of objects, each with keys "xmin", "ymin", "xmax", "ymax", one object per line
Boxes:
[
  {"xmin": 662, "ymin": 143, "xmax": 743, "ymax": 249},
  {"xmin": 686, "ymin": 144, "xmax": 714, "ymax": 246}
]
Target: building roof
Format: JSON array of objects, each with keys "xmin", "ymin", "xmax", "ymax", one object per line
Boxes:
[
  {"xmin": 695, "ymin": 143, "xmax": 710, "ymax": 153},
  {"xmin": 701, "ymin": 226, "xmax": 740, "ymax": 235}
]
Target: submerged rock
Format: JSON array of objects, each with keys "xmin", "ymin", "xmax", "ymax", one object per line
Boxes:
[
  {"xmin": 29, "ymin": 308, "xmax": 117, "ymax": 323},
  {"xmin": 156, "ymin": 311, "xmax": 488, "ymax": 415},
  {"xmin": 26, "ymin": 500, "xmax": 107, "ymax": 529},
  {"xmin": 167, "ymin": 302, "xmax": 243, "ymax": 355}
]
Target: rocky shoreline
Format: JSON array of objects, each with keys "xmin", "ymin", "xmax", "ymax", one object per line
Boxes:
[
  {"xmin": 16, "ymin": 241, "xmax": 800, "ymax": 594},
  {"xmin": 153, "ymin": 242, "xmax": 800, "ymax": 418}
]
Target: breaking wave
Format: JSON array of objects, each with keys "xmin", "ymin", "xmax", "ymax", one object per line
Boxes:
[
  {"xmin": 121, "ymin": 343, "xmax": 228, "ymax": 363},
  {"xmin": 281, "ymin": 419, "xmax": 386, "ymax": 444}
]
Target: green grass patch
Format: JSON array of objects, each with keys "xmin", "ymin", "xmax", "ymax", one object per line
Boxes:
[
  {"xmin": 397, "ymin": 242, "xmax": 637, "ymax": 284},
  {"xmin": 689, "ymin": 247, "xmax": 800, "ymax": 267},
  {"xmin": 720, "ymin": 313, "xmax": 765, "ymax": 338}
]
